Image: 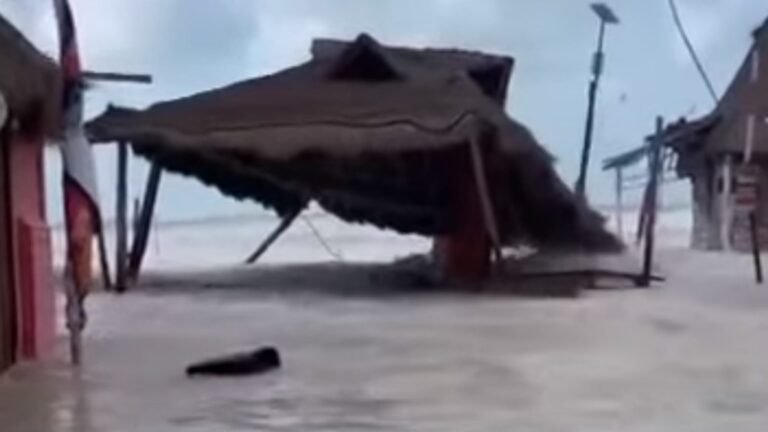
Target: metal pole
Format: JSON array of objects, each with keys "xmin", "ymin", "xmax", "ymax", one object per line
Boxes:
[
  {"xmin": 615, "ymin": 167, "xmax": 624, "ymax": 240},
  {"xmin": 575, "ymin": 20, "xmax": 607, "ymax": 199}
]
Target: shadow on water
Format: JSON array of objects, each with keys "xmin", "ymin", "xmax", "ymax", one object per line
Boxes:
[
  {"xmin": 126, "ymin": 255, "xmax": 638, "ymax": 299},
  {"xmin": 132, "ymin": 260, "xmax": 471, "ymax": 299}
]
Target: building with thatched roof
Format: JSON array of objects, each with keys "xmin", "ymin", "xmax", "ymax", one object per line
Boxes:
[
  {"xmin": 87, "ymin": 34, "xmax": 621, "ymax": 281},
  {"xmin": 0, "ymin": 15, "xmax": 59, "ymax": 136},
  {"xmin": 656, "ymin": 17, "xmax": 768, "ymax": 251},
  {"xmin": 0, "ymin": 14, "xmax": 58, "ymax": 373}
]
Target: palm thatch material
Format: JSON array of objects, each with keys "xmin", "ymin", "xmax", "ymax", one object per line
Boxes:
[
  {"xmin": 87, "ymin": 34, "xmax": 621, "ymax": 252},
  {"xmin": 0, "ymin": 14, "xmax": 59, "ymax": 135}
]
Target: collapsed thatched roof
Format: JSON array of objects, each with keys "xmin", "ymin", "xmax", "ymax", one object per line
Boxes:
[
  {"xmin": 0, "ymin": 14, "xmax": 59, "ymax": 135},
  {"xmin": 87, "ymin": 34, "xmax": 621, "ymax": 252}
]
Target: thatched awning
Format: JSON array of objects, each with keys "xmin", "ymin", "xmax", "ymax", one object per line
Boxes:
[
  {"xmin": 0, "ymin": 14, "xmax": 59, "ymax": 136},
  {"xmin": 87, "ymin": 34, "xmax": 621, "ymax": 252}
]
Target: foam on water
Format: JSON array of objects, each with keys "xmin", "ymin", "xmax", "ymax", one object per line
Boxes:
[{"xmin": 50, "ymin": 207, "xmax": 693, "ymax": 271}]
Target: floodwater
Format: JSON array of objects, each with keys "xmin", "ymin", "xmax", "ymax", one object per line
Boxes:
[
  {"xmin": 3, "ymin": 248, "xmax": 768, "ymax": 431},
  {"xmin": 3, "ymin": 212, "xmax": 768, "ymax": 431}
]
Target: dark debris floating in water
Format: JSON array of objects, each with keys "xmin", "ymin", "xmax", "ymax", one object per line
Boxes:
[{"xmin": 186, "ymin": 346, "xmax": 281, "ymax": 377}]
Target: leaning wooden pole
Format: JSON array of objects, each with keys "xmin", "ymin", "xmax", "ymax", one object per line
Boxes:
[
  {"xmin": 96, "ymin": 230, "xmax": 112, "ymax": 291},
  {"xmin": 468, "ymin": 137, "xmax": 503, "ymax": 265},
  {"xmin": 114, "ymin": 142, "xmax": 129, "ymax": 292},
  {"xmin": 126, "ymin": 163, "xmax": 163, "ymax": 283},
  {"xmin": 636, "ymin": 185, "xmax": 649, "ymax": 246},
  {"xmin": 245, "ymin": 206, "xmax": 303, "ymax": 264},
  {"xmin": 749, "ymin": 212, "xmax": 763, "ymax": 284},
  {"xmin": 742, "ymin": 109, "xmax": 761, "ymax": 284},
  {"xmin": 614, "ymin": 167, "xmax": 624, "ymax": 241},
  {"xmin": 640, "ymin": 117, "xmax": 664, "ymax": 287}
]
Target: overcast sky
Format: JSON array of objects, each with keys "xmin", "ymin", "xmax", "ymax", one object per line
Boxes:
[{"xmin": 2, "ymin": 0, "xmax": 768, "ymax": 223}]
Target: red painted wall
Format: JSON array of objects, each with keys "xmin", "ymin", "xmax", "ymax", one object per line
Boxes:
[{"xmin": 8, "ymin": 132, "xmax": 55, "ymax": 360}]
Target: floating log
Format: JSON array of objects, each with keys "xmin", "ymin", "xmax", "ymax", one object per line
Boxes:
[{"xmin": 186, "ymin": 346, "xmax": 281, "ymax": 377}]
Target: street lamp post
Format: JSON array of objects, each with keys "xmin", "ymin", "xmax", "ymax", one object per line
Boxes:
[{"xmin": 574, "ymin": 3, "xmax": 620, "ymax": 199}]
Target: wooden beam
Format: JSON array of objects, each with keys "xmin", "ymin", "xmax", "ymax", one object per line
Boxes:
[
  {"xmin": 132, "ymin": 197, "xmax": 140, "ymax": 233},
  {"xmin": 750, "ymin": 212, "xmax": 763, "ymax": 284},
  {"xmin": 245, "ymin": 207, "xmax": 303, "ymax": 264},
  {"xmin": 81, "ymin": 71, "xmax": 152, "ymax": 84},
  {"xmin": 744, "ymin": 109, "xmax": 760, "ymax": 281},
  {"xmin": 126, "ymin": 163, "xmax": 163, "ymax": 283},
  {"xmin": 640, "ymin": 117, "xmax": 664, "ymax": 287},
  {"xmin": 114, "ymin": 142, "xmax": 129, "ymax": 292},
  {"xmin": 721, "ymin": 155, "xmax": 733, "ymax": 251},
  {"xmin": 636, "ymin": 185, "xmax": 649, "ymax": 246},
  {"xmin": 468, "ymin": 138, "xmax": 503, "ymax": 264},
  {"xmin": 96, "ymin": 230, "xmax": 112, "ymax": 291}
]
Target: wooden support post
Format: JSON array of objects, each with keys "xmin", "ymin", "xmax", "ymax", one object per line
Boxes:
[
  {"xmin": 640, "ymin": 117, "xmax": 664, "ymax": 287},
  {"xmin": 126, "ymin": 163, "xmax": 163, "ymax": 283},
  {"xmin": 245, "ymin": 206, "xmax": 303, "ymax": 264},
  {"xmin": 96, "ymin": 230, "xmax": 112, "ymax": 291},
  {"xmin": 658, "ymin": 150, "xmax": 667, "ymax": 210},
  {"xmin": 615, "ymin": 167, "xmax": 624, "ymax": 241},
  {"xmin": 132, "ymin": 197, "xmax": 140, "ymax": 234},
  {"xmin": 468, "ymin": 138, "xmax": 503, "ymax": 265},
  {"xmin": 721, "ymin": 155, "xmax": 733, "ymax": 252},
  {"xmin": 114, "ymin": 142, "xmax": 129, "ymax": 292},
  {"xmin": 750, "ymin": 212, "xmax": 763, "ymax": 284},
  {"xmin": 636, "ymin": 179, "xmax": 650, "ymax": 246},
  {"xmin": 743, "ymin": 109, "xmax": 760, "ymax": 282}
]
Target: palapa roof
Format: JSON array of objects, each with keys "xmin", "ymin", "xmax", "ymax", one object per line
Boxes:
[
  {"xmin": 0, "ymin": 14, "xmax": 59, "ymax": 135},
  {"xmin": 87, "ymin": 34, "xmax": 621, "ymax": 252},
  {"xmin": 666, "ymin": 15, "xmax": 768, "ymax": 160}
]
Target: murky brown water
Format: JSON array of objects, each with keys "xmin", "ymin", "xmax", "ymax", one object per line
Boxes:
[{"xmin": 2, "ymin": 250, "xmax": 768, "ymax": 432}]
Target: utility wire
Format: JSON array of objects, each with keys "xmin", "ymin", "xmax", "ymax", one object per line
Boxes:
[{"xmin": 667, "ymin": 0, "xmax": 719, "ymax": 105}]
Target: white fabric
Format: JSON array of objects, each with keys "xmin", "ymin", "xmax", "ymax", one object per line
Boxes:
[{"xmin": 59, "ymin": 102, "xmax": 100, "ymax": 205}]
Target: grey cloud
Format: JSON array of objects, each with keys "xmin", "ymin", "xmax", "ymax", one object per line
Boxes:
[{"xmin": 3, "ymin": 0, "xmax": 768, "ymax": 220}]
